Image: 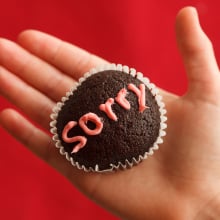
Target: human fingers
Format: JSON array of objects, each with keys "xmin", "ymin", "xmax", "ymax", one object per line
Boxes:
[
  {"xmin": 0, "ymin": 108, "xmax": 78, "ymax": 178},
  {"xmin": 0, "ymin": 108, "xmax": 118, "ymax": 207},
  {"xmin": 175, "ymin": 7, "xmax": 220, "ymax": 102},
  {"xmin": 0, "ymin": 108, "xmax": 52, "ymax": 159},
  {"xmin": 18, "ymin": 30, "xmax": 108, "ymax": 80},
  {"xmin": 0, "ymin": 38, "xmax": 75, "ymax": 102},
  {"xmin": 0, "ymin": 66, "xmax": 54, "ymax": 130},
  {"xmin": 17, "ymin": 30, "xmax": 178, "ymax": 103}
]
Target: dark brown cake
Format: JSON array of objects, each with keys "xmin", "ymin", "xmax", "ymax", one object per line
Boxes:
[{"xmin": 54, "ymin": 69, "xmax": 162, "ymax": 171}]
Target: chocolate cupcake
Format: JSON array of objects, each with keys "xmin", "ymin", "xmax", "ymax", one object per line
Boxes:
[{"xmin": 50, "ymin": 64, "xmax": 167, "ymax": 172}]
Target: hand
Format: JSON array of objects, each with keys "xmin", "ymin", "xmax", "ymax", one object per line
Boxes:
[{"xmin": 1, "ymin": 7, "xmax": 220, "ymax": 220}]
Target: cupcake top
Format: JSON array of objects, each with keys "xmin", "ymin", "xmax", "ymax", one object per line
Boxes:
[{"xmin": 50, "ymin": 64, "xmax": 167, "ymax": 172}]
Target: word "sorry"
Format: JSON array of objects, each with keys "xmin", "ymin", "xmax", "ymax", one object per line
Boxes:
[{"xmin": 62, "ymin": 83, "xmax": 148, "ymax": 153}]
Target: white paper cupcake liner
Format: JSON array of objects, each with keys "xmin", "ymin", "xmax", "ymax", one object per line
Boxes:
[{"xmin": 50, "ymin": 63, "xmax": 167, "ymax": 172}]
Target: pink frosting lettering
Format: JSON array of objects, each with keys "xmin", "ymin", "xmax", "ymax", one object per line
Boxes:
[
  {"xmin": 99, "ymin": 98, "xmax": 117, "ymax": 121},
  {"xmin": 61, "ymin": 83, "xmax": 149, "ymax": 153},
  {"xmin": 128, "ymin": 83, "xmax": 148, "ymax": 112},
  {"xmin": 62, "ymin": 121, "xmax": 87, "ymax": 153},
  {"xmin": 115, "ymin": 88, "xmax": 130, "ymax": 110},
  {"xmin": 79, "ymin": 112, "xmax": 103, "ymax": 135}
]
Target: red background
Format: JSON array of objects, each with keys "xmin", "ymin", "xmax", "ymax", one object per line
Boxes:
[{"xmin": 0, "ymin": 1, "xmax": 220, "ymax": 219}]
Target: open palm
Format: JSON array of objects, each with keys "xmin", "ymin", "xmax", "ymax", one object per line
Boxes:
[{"xmin": 1, "ymin": 7, "xmax": 220, "ymax": 220}]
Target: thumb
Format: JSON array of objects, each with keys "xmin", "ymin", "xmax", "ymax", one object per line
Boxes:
[{"xmin": 176, "ymin": 7, "xmax": 220, "ymax": 101}]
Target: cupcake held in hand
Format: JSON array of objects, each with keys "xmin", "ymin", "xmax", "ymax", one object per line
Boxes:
[{"xmin": 50, "ymin": 64, "xmax": 167, "ymax": 172}]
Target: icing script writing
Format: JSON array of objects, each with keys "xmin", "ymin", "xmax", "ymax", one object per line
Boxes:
[{"xmin": 62, "ymin": 83, "xmax": 148, "ymax": 153}]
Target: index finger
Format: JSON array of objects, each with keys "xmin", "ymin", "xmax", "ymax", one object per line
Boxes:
[
  {"xmin": 18, "ymin": 30, "xmax": 176, "ymax": 103},
  {"xmin": 18, "ymin": 30, "xmax": 108, "ymax": 80}
]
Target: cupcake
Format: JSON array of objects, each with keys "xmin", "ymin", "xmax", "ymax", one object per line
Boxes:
[{"xmin": 50, "ymin": 64, "xmax": 167, "ymax": 172}]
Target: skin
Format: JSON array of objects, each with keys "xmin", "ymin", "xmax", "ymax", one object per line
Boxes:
[{"xmin": 0, "ymin": 7, "xmax": 220, "ymax": 220}]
